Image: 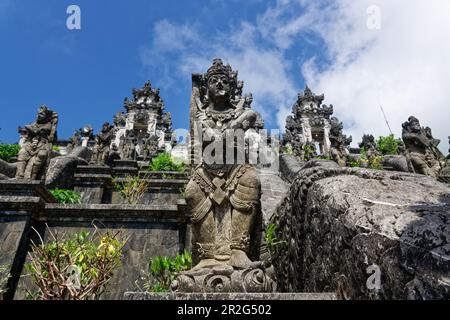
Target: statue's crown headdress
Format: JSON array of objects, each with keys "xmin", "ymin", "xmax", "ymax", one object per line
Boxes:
[{"xmin": 206, "ymin": 58, "xmax": 234, "ymax": 80}]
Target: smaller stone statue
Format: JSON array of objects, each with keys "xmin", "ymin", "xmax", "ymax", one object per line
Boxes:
[
  {"xmin": 67, "ymin": 129, "xmax": 81, "ymax": 154},
  {"xmin": 113, "ymin": 111, "xmax": 126, "ymax": 128},
  {"xmin": 162, "ymin": 112, "xmax": 173, "ymax": 132},
  {"xmin": 90, "ymin": 122, "xmax": 113, "ymax": 166},
  {"xmin": 329, "ymin": 117, "xmax": 352, "ymax": 167},
  {"xmin": 122, "ymin": 132, "xmax": 137, "ymax": 160},
  {"xmin": 359, "ymin": 134, "xmax": 381, "ymax": 165},
  {"xmin": 402, "ymin": 116, "xmax": 444, "ymax": 177},
  {"xmin": 15, "ymin": 105, "xmax": 58, "ymax": 180},
  {"xmin": 142, "ymin": 134, "xmax": 159, "ymax": 160},
  {"xmin": 80, "ymin": 125, "xmax": 94, "ymax": 147}
]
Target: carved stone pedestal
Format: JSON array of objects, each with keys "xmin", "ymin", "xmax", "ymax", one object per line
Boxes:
[{"xmin": 171, "ymin": 265, "xmax": 276, "ymax": 293}]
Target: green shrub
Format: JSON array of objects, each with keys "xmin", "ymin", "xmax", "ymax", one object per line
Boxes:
[
  {"xmin": 0, "ymin": 143, "xmax": 20, "ymax": 163},
  {"xmin": 376, "ymin": 134, "xmax": 400, "ymax": 155},
  {"xmin": 141, "ymin": 250, "xmax": 192, "ymax": 292},
  {"xmin": 282, "ymin": 144, "xmax": 294, "ymax": 155},
  {"xmin": 52, "ymin": 145, "xmax": 60, "ymax": 152},
  {"xmin": 265, "ymin": 223, "xmax": 286, "ymax": 255},
  {"xmin": 25, "ymin": 229, "xmax": 126, "ymax": 300},
  {"xmin": 369, "ymin": 155, "xmax": 384, "ymax": 170},
  {"xmin": 50, "ymin": 189, "xmax": 81, "ymax": 204},
  {"xmin": 149, "ymin": 152, "xmax": 185, "ymax": 172},
  {"xmin": 302, "ymin": 144, "xmax": 316, "ymax": 159},
  {"xmin": 113, "ymin": 175, "xmax": 150, "ymax": 205},
  {"xmin": 347, "ymin": 157, "xmax": 360, "ymax": 168},
  {"xmin": 0, "ymin": 264, "xmax": 11, "ymax": 297}
]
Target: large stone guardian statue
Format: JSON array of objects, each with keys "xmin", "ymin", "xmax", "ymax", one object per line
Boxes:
[
  {"xmin": 175, "ymin": 59, "xmax": 274, "ymax": 293},
  {"xmin": 15, "ymin": 106, "xmax": 58, "ymax": 180},
  {"xmin": 329, "ymin": 117, "xmax": 352, "ymax": 167},
  {"xmin": 402, "ymin": 116, "xmax": 445, "ymax": 177}
]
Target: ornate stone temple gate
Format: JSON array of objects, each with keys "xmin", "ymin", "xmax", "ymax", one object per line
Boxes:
[{"xmin": 284, "ymin": 86, "xmax": 333, "ymax": 156}]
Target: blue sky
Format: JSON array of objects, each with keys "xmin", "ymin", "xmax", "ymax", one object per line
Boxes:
[
  {"xmin": 1, "ymin": 0, "xmax": 449, "ymax": 152},
  {"xmin": 0, "ymin": 0, "xmax": 299, "ymax": 143}
]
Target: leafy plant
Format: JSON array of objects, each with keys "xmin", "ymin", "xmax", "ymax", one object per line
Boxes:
[
  {"xmin": 282, "ymin": 144, "xmax": 294, "ymax": 155},
  {"xmin": 52, "ymin": 145, "xmax": 61, "ymax": 152},
  {"xmin": 149, "ymin": 152, "xmax": 185, "ymax": 172},
  {"xmin": 347, "ymin": 159, "xmax": 360, "ymax": 167},
  {"xmin": 0, "ymin": 143, "xmax": 20, "ymax": 163},
  {"xmin": 113, "ymin": 174, "xmax": 150, "ymax": 205},
  {"xmin": 50, "ymin": 189, "xmax": 81, "ymax": 204},
  {"xmin": 376, "ymin": 134, "xmax": 400, "ymax": 155},
  {"xmin": 25, "ymin": 228, "xmax": 127, "ymax": 300},
  {"xmin": 0, "ymin": 264, "xmax": 11, "ymax": 298},
  {"xmin": 302, "ymin": 143, "xmax": 316, "ymax": 159},
  {"xmin": 139, "ymin": 250, "xmax": 192, "ymax": 292},
  {"xmin": 265, "ymin": 223, "xmax": 286, "ymax": 255},
  {"xmin": 369, "ymin": 155, "xmax": 384, "ymax": 170}
]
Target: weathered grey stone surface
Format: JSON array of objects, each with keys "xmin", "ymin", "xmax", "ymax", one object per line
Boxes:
[
  {"xmin": 0, "ymin": 215, "xmax": 30, "ymax": 299},
  {"xmin": 0, "ymin": 159, "xmax": 17, "ymax": 179},
  {"xmin": 279, "ymin": 154, "xmax": 303, "ymax": 183},
  {"xmin": 172, "ymin": 266, "xmax": 276, "ymax": 293},
  {"xmin": 124, "ymin": 292, "xmax": 337, "ymax": 300},
  {"xmin": 258, "ymin": 168, "xmax": 289, "ymax": 223},
  {"xmin": 271, "ymin": 166, "xmax": 450, "ymax": 300},
  {"xmin": 45, "ymin": 147, "xmax": 91, "ymax": 189},
  {"xmin": 382, "ymin": 155, "xmax": 409, "ymax": 172}
]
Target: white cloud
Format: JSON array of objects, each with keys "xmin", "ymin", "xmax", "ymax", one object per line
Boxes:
[
  {"xmin": 142, "ymin": 20, "xmax": 297, "ymax": 128},
  {"xmin": 262, "ymin": 0, "xmax": 450, "ymax": 152},
  {"xmin": 152, "ymin": 20, "xmax": 200, "ymax": 52},
  {"xmin": 142, "ymin": 0, "xmax": 450, "ymax": 153}
]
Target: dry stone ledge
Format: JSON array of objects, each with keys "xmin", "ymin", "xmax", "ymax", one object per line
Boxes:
[
  {"xmin": 0, "ymin": 159, "xmax": 17, "ymax": 179},
  {"xmin": 271, "ymin": 165, "xmax": 450, "ymax": 300}
]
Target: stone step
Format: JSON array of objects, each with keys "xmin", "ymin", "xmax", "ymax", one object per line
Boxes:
[
  {"xmin": 0, "ymin": 180, "xmax": 57, "ymax": 204},
  {"xmin": 43, "ymin": 203, "xmax": 187, "ymax": 222},
  {"xmin": 112, "ymin": 167, "xmax": 139, "ymax": 177},
  {"xmin": 76, "ymin": 165, "xmax": 111, "ymax": 175},
  {"xmin": 113, "ymin": 159, "xmax": 138, "ymax": 168},
  {"xmin": 123, "ymin": 292, "xmax": 337, "ymax": 300}
]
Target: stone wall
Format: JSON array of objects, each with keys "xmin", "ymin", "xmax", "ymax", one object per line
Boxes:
[
  {"xmin": 0, "ymin": 179, "xmax": 189, "ymax": 300},
  {"xmin": 12, "ymin": 203, "xmax": 189, "ymax": 300},
  {"xmin": 271, "ymin": 162, "xmax": 450, "ymax": 299},
  {"xmin": 0, "ymin": 213, "xmax": 31, "ymax": 299}
]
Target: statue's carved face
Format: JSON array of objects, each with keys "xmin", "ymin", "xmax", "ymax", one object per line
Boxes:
[
  {"xmin": 102, "ymin": 123, "xmax": 110, "ymax": 132},
  {"xmin": 409, "ymin": 120, "xmax": 421, "ymax": 132},
  {"xmin": 37, "ymin": 107, "xmax": 50, "ymax": 123},
  {"xmin": 207, "ymin": 74, "xmax": 230, "ymax": 103}
]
